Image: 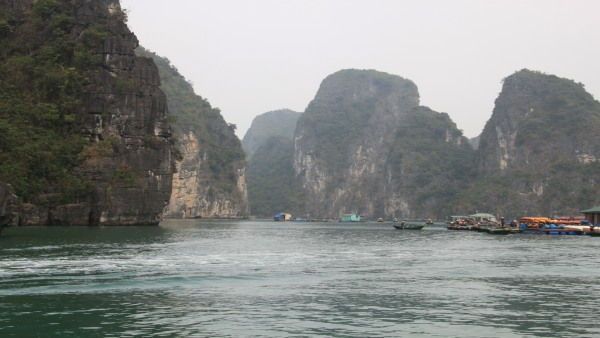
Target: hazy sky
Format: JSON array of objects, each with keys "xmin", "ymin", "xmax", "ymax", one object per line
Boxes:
[{"xmin": 121, "ymin": 0, "xmax": 600, "ymax": 138}]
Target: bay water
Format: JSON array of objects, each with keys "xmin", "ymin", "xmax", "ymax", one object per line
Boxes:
[{"xmin": 1, "ymin": 220, "xmax": 599, "ymax": 337}]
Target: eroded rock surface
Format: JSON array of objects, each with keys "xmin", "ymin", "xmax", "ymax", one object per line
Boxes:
[
  {"xmin": 294, "ymin": 69, "xmax": 474, "ymax": 219},
  {"xmin": 0, "ymin": 0, "xmax": 173, "ymax": 225}
]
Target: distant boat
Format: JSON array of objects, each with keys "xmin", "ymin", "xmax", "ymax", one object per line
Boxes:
[
  {"xmin": 340, "ymin": 214, "xmax": 361, "ymax": 222},
  {"xmin": 470, "ymin": 213, "xmax": 498, "ymax": 223},
  {"xmin": 393, "ymin": 222, "xmax": 424, "ymax": 230},
  {"xmin": 486, "ymin": 228, "xmax": 515, "ymax": 235},
  {"xmin": 274, "ymin": 212, "xmax": 293, "ymax": 222}
]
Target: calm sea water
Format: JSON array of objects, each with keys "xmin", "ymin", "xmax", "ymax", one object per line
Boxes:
[{"xmin": 1, "ymin": 220, "xmax": 600, "ymax": 337}]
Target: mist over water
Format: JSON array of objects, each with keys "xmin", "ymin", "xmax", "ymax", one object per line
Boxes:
[{"xmin": 1, "ymin": 221, "xmax": 600, "ymax": 337}]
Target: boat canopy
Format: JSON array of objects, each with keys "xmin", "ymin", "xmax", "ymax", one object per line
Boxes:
[
  {"xmin": 582, "ymin": 206, "xmax": 600, "ymax": 214},
  {"xmin": 450, "ymin": 215, "xmax": 471, "ymax": 220},
  {"xmin": 470, "ymin": 213, "xmax": 497, "ymax": 222}
]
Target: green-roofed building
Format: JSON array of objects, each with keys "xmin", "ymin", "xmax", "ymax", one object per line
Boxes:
[
  {"xmin": 340, "ymin": 214, "xmax": 361, "ymax": 222},
  {"xmin": 582, "ymin": 207, "xmax": 600, "ymax": 225}
]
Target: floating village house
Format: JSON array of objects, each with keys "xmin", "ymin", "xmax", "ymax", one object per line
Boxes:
[
  {"xmin": 582, "ymin": 207, "xmax": 600, "ymax": 225},
  {"xmin": 274, "ymin": 213, "xmax": 293, "ymax": 222},
  {"xmin": 470, "ymin": 213, "xmax": 498, "ymax": 223},
  {"xmin": 340, "ymin": 214, "xmax": 361, "ymax": 222}
]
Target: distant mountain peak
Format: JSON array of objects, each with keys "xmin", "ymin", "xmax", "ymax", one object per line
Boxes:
[{"xmin": 242, "ymin": 109, "xmax": 301, "ymax": 160}]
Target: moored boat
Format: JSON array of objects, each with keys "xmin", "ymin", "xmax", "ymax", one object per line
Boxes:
[
  {"xmin": 393, "ymin": 222, "xmax": 425, "ymax": 230},
  {"xmin": 486, "ymin": 227, "xmax": 520, "ymax": 235},
  {"xmin": 274, "ymin": 212, "xmax": 293, "ymax": 222},
  {"xmin": 340, "ymin": 214, "xmax": 361, "ymax": 222},
  {"xmin": 447, "ymin": 216, "xmax": 475, "ymax": 230}
]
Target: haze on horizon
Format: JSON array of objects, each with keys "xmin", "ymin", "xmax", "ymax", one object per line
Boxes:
[{"xmin": 121, "ymin": 0, "xmax": 600, "ymax": 138}]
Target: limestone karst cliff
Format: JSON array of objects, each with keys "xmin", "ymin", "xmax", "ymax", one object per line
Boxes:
[
  {"xmin": 293, "ymin": 69, "xmax": 474, "ymax": 219},
  {"xmin": 246, "ymin": 69, "xmax": 599, "ymax": 219},
  {"xmin": 137, "ymin": 49, "xmax": 248, "ymax": 219},
  {"xmin": 0, "ymin": 183, "xmax": 18, "ymax": 227},
  {"xmin": 244, "ymin": 110, "xmax": 303, "ymax": 216},
  {"xmin": 0, "ymin": 0, "xmax": 173, "ymax": 225},
  {"xmin": 457, "ymin": 69, "xmax": 600, "ymax": 217},
  {"xmin": 242, "ymin": 109, "xmax": 301, "ymax": 160},
  {"xmin": 478, "ymin": 69, "xmax": 600, "ymax": 173}
]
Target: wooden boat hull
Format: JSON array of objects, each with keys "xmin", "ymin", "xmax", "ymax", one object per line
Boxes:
[
  {"xmin": 447, "ymin": 226, "xmax": 471, "ymax": 231},
  {"xmin": 485, "ymin": 228, "xmax": 521, "ymax": 235},
  {"xmin": 487, "ymin": 229, "xmax": 513, "ymax": 235},
  {"xmin": 394, "ymin": 224, "xmax": 425, "ymax": 230},
  {"xmin": 543, "ymin": 230, "xmax": 584, "ymax": 235}
]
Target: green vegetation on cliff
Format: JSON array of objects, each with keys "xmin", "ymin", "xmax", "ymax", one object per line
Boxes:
[
  {"xmin": 137, "ymin": 48, "xmax": 244, "ymax": 191},
  {"xmin": 463, "ymin": 69, "xmax": 600, "ymax": 217},
  {"xmin": 0, "ymin": 0, "xmax": 109, "ymax": 202},
  {"xmin": 242, "ymin": 109, "xmax": 300, "ymax": 159},
  {"xmin": 247, "ymin": 137, "xmax": 304, "ymax": 217},
  {"xmin": 294, "ymin": 69, "xmax": 467, "ymax": 218},
  {"xmin": 386, "ymin": 107, "xmax": 476, "ymax": 218},
  {"xmin": 1, "ymin": 0, "xmax": 174, "ymax": 226},
  {"xmin": 298, "ymin": 69, "xmax": 419, "ymax": 176},
  {"xmin": 243, "ymin": 109, "xmax": 303, "ymax": 216}
]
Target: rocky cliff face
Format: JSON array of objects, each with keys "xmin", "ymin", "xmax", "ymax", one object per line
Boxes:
[
  {"xmin": 247, "ymin": 136, "xmax": 305, "ymax": 217},
  {"xmin": 242, "ymin": 109, "xmax": 301, "ymax": 159},
  {"xmin": 245, "ymin": 69, "xmax": 598, "ymax": 219},
  {"xmin": 0, "ymin": 0, "xmax": 173, "ymax": 225},
  {"xmin": 293, "ymin": 69, "xmax": 473, "ymax": 219},
  {"xmin": 479, "ymin": 69, "xmax": 600, "ymax": 172},
  {"xmin": 244, "ymin": 110, "xmax": 304, "ymax": 216},
  {"xmin": 0, "ymin": 183, "xmax": 18, "ymax": 227},
  {"xmin": 384, "ymin": 107, "xmax": 475, "ymax": 219},
  {"xmin": 137, "ymin": 49, "xmax": 248, "ymax": 219},
  {"xmin": 459, "ymin": 69, "xmax": 600, "ymax": 217}
]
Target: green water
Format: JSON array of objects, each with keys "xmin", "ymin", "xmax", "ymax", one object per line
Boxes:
[{"xmin": 1, "ymin": 220, "xmax": 600, "ymax": 337}]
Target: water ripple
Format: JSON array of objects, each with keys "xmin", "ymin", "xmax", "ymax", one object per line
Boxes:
[{"xmin": 1, "ymin": 221, "xmax": 599, "ymax": 337}]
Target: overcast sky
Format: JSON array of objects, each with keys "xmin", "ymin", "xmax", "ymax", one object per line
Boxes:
[{"xmin": 121, "ymin": 0, "xmax": 600, "ymax": 138}]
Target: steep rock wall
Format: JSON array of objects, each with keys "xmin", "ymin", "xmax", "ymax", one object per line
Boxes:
[
  {"xmin": 293, "ymin": 69, "xmax": 473, "ymax": 219},
  {"xmin": 166, "ymin": 131, "xmax": 247, "ymax": 218},
  {"xmin": 478, "ymin": 69, "xmax": 600, "ymax": 173},
  {"xmin": 0, "ymin": 0, "xmax": 173, "ymax": 225},
  {"xmin": 137, "ymin": 49, "xmax": 248, "ymax": 219},
  {"xmin": 0, "ymin": 183, "xmax": 18, "ymax": 227},
  {"xmin": 243, "ymin": 109, "xmax": 303, "ymax": 216},
  {"xmin": 242, "ymin": 109, "xmax": 301, "ymax": 160},
  {"xmin": 460, "ymin": 69, "xmax": 600, "ymax": 217}
]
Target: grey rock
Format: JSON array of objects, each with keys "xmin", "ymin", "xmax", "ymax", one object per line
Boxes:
[
  {"xmin": 294, "ymin": 69, "xmax": 473, "ymax": 219},
  {"xmin": 136, "ymin": 48, "xmax": 248, "ymax": 219},
  {"xmin": 1, "ymin": 0, "xmax": 173, "ymax": 225},
  {"xmin": 465, "ymin": 69, "xmax": 600, "ymax": 217},
  {"xmin": 0, "ymin": 183, "xmax": 18, "ymax": 227}
]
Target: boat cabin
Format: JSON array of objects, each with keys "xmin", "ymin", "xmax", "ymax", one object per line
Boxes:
[
  {"xmin": 470, "ymin": 213, "xmax": 498, "ymax": 223},
  {"xmin": 274, "ymin": 213, "xmax": 293, "ymax": 222},
  {"xmin": 341, "ymin": 214, "xmax": 361, "ymax": 222},
  {"xmin": 582, "ymin": 207, "xmax": 600, "ymax": 225}
]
